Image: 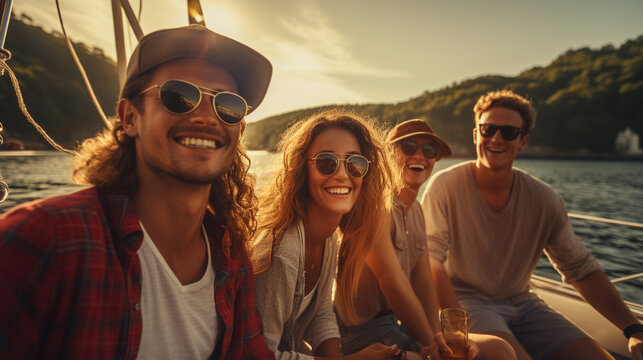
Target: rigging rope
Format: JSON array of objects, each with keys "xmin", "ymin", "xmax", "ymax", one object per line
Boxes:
[
  {"xmin": 0, "ymin": 58, "xmax": 77, "ymax": 156},
  {"xmin": 55, "ymin": 0, "xmax": 111, "ymax": 129}
]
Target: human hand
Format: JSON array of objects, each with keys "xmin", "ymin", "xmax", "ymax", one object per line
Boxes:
[
  {"xmin": 630, "ymin": 332, "xmax": 643, "ymax": 360},
  {"xmin": 419, "ymin": 343, "xmax": 440, "ymax": 360},
  {"xmin": 403, "ymin": 350, "xmax": 424, "ymax": 360},
  {"xmin": 430, "ymin": 335, "xmax": 480, "ymax": 360},
  {"xmin": 352, "ymin": 343, "xmax": 403, "ymax": 360},
  {"xmin": 430, "ymin": 332, "xmax": 451, "ymax": 359},
  {"xmin": 465, "ymin": 339, "xmax": 480, "ymax": 360}
]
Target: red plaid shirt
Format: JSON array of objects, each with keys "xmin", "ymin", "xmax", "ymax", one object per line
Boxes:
[{"xmin": 0, "ymin": 187, "xmax": 274, "ymax": 359}]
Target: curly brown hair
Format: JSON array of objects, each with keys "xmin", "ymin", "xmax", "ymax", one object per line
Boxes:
[
  {"xmin": 72, "ymin": 69, "xmax": 257, "ymax": 249},
  {"xmin": 253, "ymin": 109, "xmax": 396, "ymax": 323},
  {"xmin": 473, "ymin": 89, "xmax": 537, "ymax": 134}
]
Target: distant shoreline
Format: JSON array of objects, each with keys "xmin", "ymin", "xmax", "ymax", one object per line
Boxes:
[
  {"xmin": 3, "ymin": 148, "xmax": 642, "ymax": 162},
  {"xmin": 515, "ymin": 153, "xmax": 643, "ymax": 161},
  {"xmin": 245, "ymin": 149, "xmax": 643, "ymax": 162},
  {"xmin": 454, "ymin": 155, "xmax": 643, "ymax": 162}
]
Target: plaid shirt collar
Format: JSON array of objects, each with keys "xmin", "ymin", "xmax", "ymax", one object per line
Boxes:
[{"xmin": 99, "ymin": 188, "xmax": 234, "ymax": 259}]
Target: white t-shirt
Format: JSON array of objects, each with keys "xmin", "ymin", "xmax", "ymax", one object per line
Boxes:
[
  {"xmin": 296, "ymin": 281, "xmax": 319, "ymax": 320},
  {"xmin": 137, "ymin": 223, "xmax": 218, "ymax": 359}
]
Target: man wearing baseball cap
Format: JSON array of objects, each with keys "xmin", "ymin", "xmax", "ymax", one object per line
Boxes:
[
  {"xmin": 0, "ymin": 25, "xmax": 275, "ymax": 359},
  {"xmin": 337, "ymin": 119, "xmax": 515, "ymax": 360}
]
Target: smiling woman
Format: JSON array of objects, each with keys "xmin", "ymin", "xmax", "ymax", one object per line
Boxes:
[
  {"xmin": 251, "ymin": 109, "xmax": 400, "ymax": 359},
  {"xmin": 306, "ymin": 129, "xmax": 365, "ymax": 217}
]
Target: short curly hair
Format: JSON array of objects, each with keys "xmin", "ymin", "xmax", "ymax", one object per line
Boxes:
[{"xmin": 473, "ymin": 89, "xmax": 536, "ymax": 134}]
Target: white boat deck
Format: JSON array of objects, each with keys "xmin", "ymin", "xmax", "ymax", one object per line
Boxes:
[{"xmin": 532, "ymin": 274, "xmax": 643, "ymax": 358}]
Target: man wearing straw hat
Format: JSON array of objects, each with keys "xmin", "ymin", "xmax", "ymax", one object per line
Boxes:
[{"xmin": 0, "ymin": 25, "xmax": 275, "ymax": 359}]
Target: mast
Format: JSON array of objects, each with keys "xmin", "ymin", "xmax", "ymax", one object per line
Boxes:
[
  {"xmin": 111, "ymin": 0, "xmax": 144, "ymax": 90},
  {"xmin": 111, "ymin": 0, "xmax": 126, "ymax": 88},
  {"xmin": 111, "ymin": 0, "xmax": 205, "ymax": 89},
  {"xmin": 187, "ymin": 0, "xmax": 206, "ymax": 26},
  {"xmin": 0, "ymin": 0, "xmax": 12, "ymax": 73},
  {"xmin": 0, "ymin": 0, "xmax": 11, "ymax": 50}
]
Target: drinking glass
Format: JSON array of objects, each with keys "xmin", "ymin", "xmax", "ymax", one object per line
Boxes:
[{"xmin": 439, "ymin": 308, "xmax": 469, "ymax": 359}]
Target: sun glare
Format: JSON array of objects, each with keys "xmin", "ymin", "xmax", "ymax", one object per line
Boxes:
[{"xmin": 201, "ymin": 3, "xmax": 238, "ymax": 37}]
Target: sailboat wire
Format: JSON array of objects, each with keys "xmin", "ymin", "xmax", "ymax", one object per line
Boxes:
[{"xmin": 55, "ymin": 0, "xmax": 111, "ymax": 129}]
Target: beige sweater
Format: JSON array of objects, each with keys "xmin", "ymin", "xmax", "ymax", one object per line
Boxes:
[
  {"xmin": 420, "ymin": 161, "xmax": 600, "ymax": 303},
  {"xmin": 254, "ymin": 221, "xmax": 341, "ymax": 359}
]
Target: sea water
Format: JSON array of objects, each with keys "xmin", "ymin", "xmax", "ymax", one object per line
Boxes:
[{"xmin": 0, "ymin": 151, "xmax": 641, "ymax": 303}]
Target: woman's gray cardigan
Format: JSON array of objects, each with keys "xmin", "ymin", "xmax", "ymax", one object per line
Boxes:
[{"xmin": 254, "ymin": 221, "xmax": 341, "ymax": 359}]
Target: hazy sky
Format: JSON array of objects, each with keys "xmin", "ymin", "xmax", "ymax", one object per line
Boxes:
[{"xmin": 10, "ymin": 0, "xmax": 643, "ymax": 121}]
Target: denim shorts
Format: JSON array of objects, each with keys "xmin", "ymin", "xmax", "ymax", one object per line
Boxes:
[
  {"xmin": 460, "ymin": 296, "xmax": 590, "ymax": 360},
  {"xmin": 339, "ymin": 311, "xmax": 421, "ymax": 355}
]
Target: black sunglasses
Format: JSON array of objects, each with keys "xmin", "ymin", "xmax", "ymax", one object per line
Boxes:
[
  {"xmin": 308, "ymin": 152, "xmax": 371, "ymax": 178},
  {"xmin": 478, "ymin": 124, "xmax": 525, "ymax": 141},
  {"xmin": 399, "ymin": 140, "xmax": 440, "ymax": 159},
  {"xmin": 139, "ymin": 79, "xmax": 250, "ymax": 125}
]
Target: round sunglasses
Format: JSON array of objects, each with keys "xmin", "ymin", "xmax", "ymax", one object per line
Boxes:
[
  {"xmin": 308, "ymin": 152, "xmax": 371, "ymax": 178},
  {"xmin": 398, "ymin": 140, "xmax": 440, "ymax": 159},
  {"xmin": 139, "ymin": 79, "xmax": 250, "ymax": 125},
  {"xmin": 478, "ymin": 124, "xmax": 525, "ymax": 141}
]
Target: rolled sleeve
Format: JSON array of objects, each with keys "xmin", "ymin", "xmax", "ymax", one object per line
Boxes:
[
  {"xmin": 544, "ymin": 198, "xmax": 601, "ymax": 284},
  {"xmin": 426, "ymin": 233, "xmax": 449, "ymax": 263}
]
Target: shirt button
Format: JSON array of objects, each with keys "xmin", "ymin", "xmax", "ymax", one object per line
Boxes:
[{"xmin": 133, "ymin": 302, "xmax": 141, "ymax": 311}]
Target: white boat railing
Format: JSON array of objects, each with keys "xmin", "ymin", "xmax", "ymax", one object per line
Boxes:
[
  {"xmin": 566, "ymin": 211, "xmax": 642, "ymax": 291},
  {"xmin": 569, "ymin": 212, "xmax": 643, "ymax": 229},
  {"xmin": 611, "ymin": 272, "xmax": 643, "ymax": 284},
  {"xmin": 567, "ymin": 212, "xmax": 642, "ymax": 285},
  {"xmin": 532, "ymin": 212, "xmax": 643, "ymax": 358}
]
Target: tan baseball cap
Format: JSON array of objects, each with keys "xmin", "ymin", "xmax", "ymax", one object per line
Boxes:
[
  {"xmin": 387, "ymin": 119, "xmax": 452, "ymax": 159},
  {"xmin": 123, "ymin": 24, "xmax": 272, "ymax": 114}
]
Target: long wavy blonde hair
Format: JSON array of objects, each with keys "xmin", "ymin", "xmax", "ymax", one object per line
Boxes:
[
  {"xmin": 72, "ymin": 69, "xmax": 257, "ymax": 250},
  {"xmin": 254, "ymin": 109, "xmax": 395, "ymax": 322}
]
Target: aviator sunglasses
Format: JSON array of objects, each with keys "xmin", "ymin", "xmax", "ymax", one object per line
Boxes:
[
  {"xmin": 478, "ymin": 124, "xmax": 525, "ymax": 141},
  {"xmin": 139, "ymin": 79, "xmax": 250, "ymax": 125},
  {"xmin": 308, "ymin": 152, "xmax": 371, "ymax": 178},
  {"xmin": 399, "ymin": 140, "xmax": 440, "ymax": 159}
]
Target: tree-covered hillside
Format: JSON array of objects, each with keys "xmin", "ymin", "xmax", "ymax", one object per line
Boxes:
[
  {"xmin": 1, "ymin": 14, "xmax": 641, "ymax": 156},
  {"xmin": 0, "ymin": 14, "xmax": 118, "ymax": 148},
  {"xmin": 245, "ymin": 36, "xmax": 643, "ymax": 156}
]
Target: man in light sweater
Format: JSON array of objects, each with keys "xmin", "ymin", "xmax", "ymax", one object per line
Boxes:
[{"xmin": 420, "ymin": 90, "xmax": 643, "ymax": 360}]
